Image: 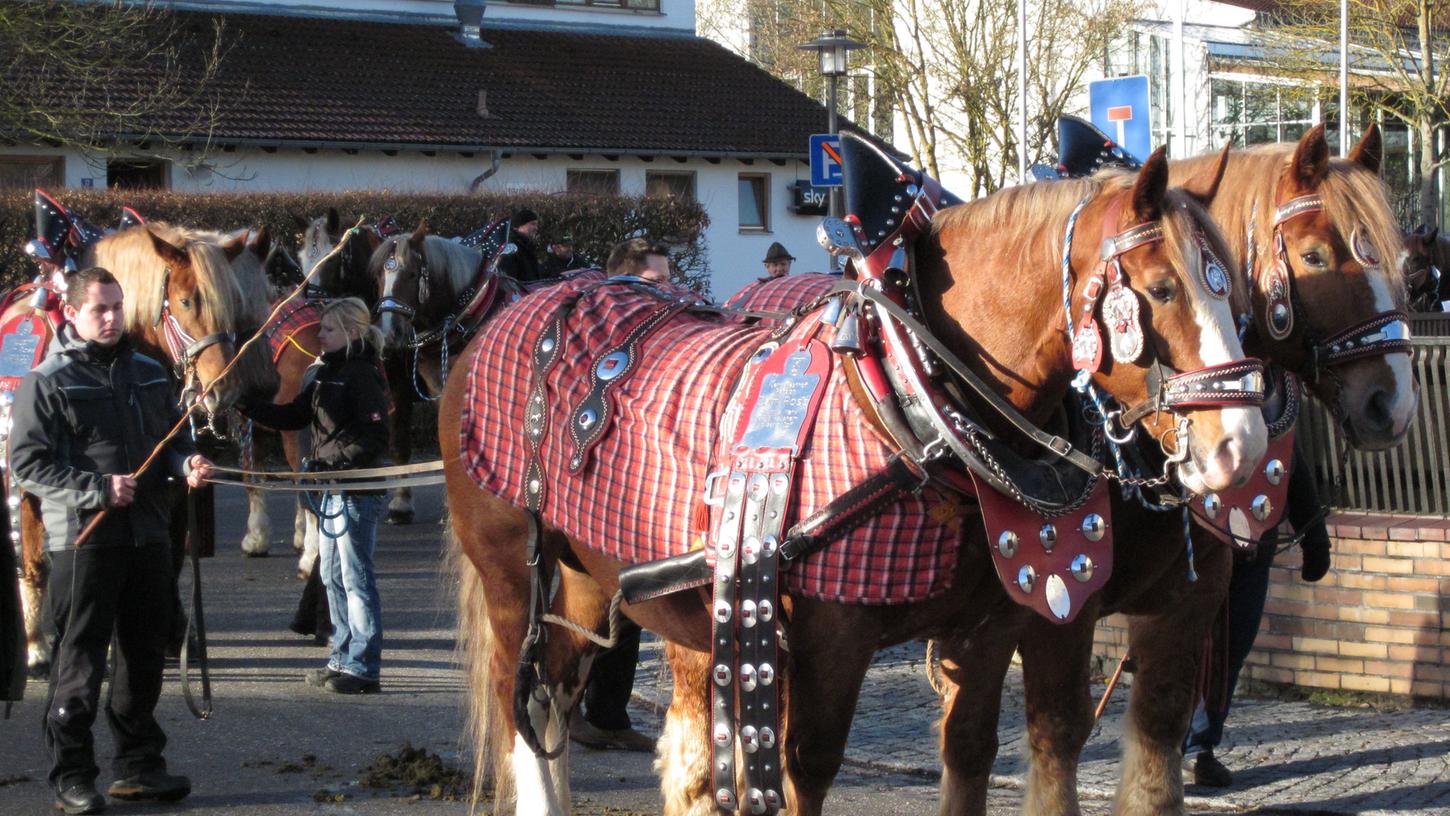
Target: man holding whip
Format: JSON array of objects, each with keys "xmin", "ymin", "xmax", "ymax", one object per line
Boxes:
[{"xmin": 9, "ymin": 267, "xmax": 213, "ymax": 815}]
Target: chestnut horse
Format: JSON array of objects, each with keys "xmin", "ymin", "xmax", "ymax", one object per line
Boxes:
[
  {"xmin": 929, "ymin": 125, "xmax": 1417, "ymax": 816},
  {"xmin": 12, "ymin": 222, "xmax": 270, "ymax": 674},
  {"xmin": 442, "ymin": 147, "xmax": 1267, "ymax": 815}
]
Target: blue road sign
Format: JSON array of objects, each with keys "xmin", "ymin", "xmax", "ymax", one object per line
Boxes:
[
  {"xmin": 810, "ymin": 134, "xmax": 843, "ymax": 187},
  {"xmin": 1088, "ymin": 76, "xmax": 1152, "ymax": 163}
]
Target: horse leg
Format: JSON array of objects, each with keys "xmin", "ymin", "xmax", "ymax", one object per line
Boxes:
[
  {"xmin": 1113, "ymin": 533, "xmax": 1231, "ymax": 816},
  {"xmin": 780, "ymin": 601, "xmax": 881, "ymax": 816},
  {"xmin": 934, "ymin": 610, "xmax": 1029, "ymax": 816},
  {"xmin": 385, "ymin": 359, "xmax": 415, "ymax": 525},
  {"xmin": 240, "ymin": 486, "xmax": 271, "ymax": 556},
  {"xmin": 658, "ymin": 644, "xmax": 714, "ymax": 816},
  {"xmin": 1017, "ymin": 603, "xmax": 1102, "ymax": 816},
  {"xmin": 19, "ymin": 494, "xmax": 50, "ymax": 676}
]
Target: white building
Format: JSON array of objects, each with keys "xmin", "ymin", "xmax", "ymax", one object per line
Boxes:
[{"xmin": 6, "ymin": 0, "xmax": 851, "ymax": 297}]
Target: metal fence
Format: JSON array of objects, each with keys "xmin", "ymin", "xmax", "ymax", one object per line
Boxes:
[{"xmin": 1297, "ymin": 313, "xmax": 1450, "ymax": 516}]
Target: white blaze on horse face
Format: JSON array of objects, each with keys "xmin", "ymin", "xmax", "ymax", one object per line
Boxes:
[
  {"xmin": 379, "ymin": 258, "xmax": 402, "ymax": 342},
  {"xmin": 1181, "ymin": 232, "xmax": 1268, "ymax": 492},
  {"xmin": 1364, "ymin": 262, "xmax": 1416, "ymax": 435}
]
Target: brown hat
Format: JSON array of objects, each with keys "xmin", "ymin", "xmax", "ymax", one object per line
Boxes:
[{"xmin": 763, "ymin": 242, "xmax": 795, "ymax": 263}]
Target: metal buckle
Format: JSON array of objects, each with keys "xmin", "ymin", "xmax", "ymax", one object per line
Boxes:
[{"xmin": 702, "ymin": 470, "xmax": 729, "ymax": 507}]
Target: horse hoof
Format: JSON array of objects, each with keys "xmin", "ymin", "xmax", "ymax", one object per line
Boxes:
[
  {"xmin": 385, "ymin": 510, "xmax": 414, "ymax": 525},
  {"xmin": 243, "ymin": 549, "xmax": 270, "ymax": 558}
]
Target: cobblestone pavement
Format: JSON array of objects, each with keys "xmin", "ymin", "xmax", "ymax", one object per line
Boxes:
[
  {"xmin": 3, "ymin": 484, "xmax": 1448, "ymax": 814},
  {"xmin": 634, "ymin": 636, "xmax": 1450, "ymax": 815}
]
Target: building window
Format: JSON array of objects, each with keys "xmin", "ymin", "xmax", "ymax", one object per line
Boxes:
[
  {"xmin": 645, "ymin": 171, "xmax": 696, "ymax": 202},
  {"xmin": 0, "ymin": 156, "xmax": 63, "ymax": 189},
  {"xmin": 1210, "ymin": 77, "xmax": 1316, "ymax": 148},
  {"xmin": 107, "ymin": 159, "xmax": 169, "ymax": 190},
  {"xmin": 566, "ymin": 169, "xmax": 620, "ymax": 195},
  {"xmin": 504, "ymin": 0, "xmax": 660, "ymax": 9},
  {"xmin": 738, "ymin": 173, "xmax": 769, "ymax": 232}
]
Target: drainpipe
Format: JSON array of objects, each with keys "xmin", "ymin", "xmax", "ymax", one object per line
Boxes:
[{"xmin": 469, "ymin": 149, "xmax": 501, "ymax": 193}]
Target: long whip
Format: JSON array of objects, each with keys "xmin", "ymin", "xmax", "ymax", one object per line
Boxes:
[{"xmin": 70, "ymin": 217, "xmax": 367, "ymax": 548}]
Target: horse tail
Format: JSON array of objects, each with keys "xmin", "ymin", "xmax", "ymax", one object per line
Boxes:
[{"xmin": 448, "ymin": 517, "xmax": 514, "ymax": 812}]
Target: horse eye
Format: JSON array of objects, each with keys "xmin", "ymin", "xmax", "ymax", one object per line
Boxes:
[
  {"xmin": 179, "ymin": 298, "xmax": 191, "ymax": 308},
  {"xmin": 1300, "ymin": 251, "xmax": 1326, "ymax": 267},
  {"xmin": 1147, "ymin": 283, "xmax": 1173, "ymax": 303}
]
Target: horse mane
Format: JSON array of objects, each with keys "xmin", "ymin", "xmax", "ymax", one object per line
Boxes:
[
  {"xmin": 422, "ymin": 234, "xmax": 484, "ymax": 295},
  {"xmin": 1160, "ymin": 189, "xmax": 1251, "ymax": 318},
  {"xmin": 193, "ymin": 227, "xmax": 273, "ymax": 329},
  {"xmin": 1178, "ymin": 144, "xmax": 1407, "ymax": 309},
  {"xmin": 92, "ymin": 223, "xmax": 243, "ymax": 335},
  {"xmin": 932, "ymin": 176, "xmax": 1114, "ymax": 277}
]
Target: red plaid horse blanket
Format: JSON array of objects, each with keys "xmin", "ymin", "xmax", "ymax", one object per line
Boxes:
[
  {"xmin": 461, "ymin": 277, "xmax": 961, "ymax": 604},
  {"xmin": 265, "ymin": 299, "xmax": 321, "ymax": 363},
  {"xmin": 723, "ymin": 273, "xmax": 838, "ymax": 315}
]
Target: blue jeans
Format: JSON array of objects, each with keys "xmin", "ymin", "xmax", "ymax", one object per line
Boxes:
[{"xmin": 317, "ymin": 492, "xmax": 385, "ymax": 680}]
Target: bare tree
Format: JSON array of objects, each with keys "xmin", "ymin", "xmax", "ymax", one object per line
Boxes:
[
  {"xmin": 699, "ymin": 0, "xmax": 1141, "ymax": 194},
  {"xmin": 0, "ymin": 1, "xmax": 229, "ymax": 170},
  {"xmin": 1261, "ymin": 0, "xmax": 1448, "ymax": 225}
]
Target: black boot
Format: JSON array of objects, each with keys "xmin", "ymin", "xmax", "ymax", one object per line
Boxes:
[{"xmin": 54, "ymin": 782, "xmax": 105, "ymax": 815}]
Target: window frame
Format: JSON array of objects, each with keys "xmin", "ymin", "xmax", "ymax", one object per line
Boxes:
[
  {"xmin": 0, "ymin": 155, "xmax": 64, "ymax": 189},
  {"xmin": 644, "ymin": 170, "xmax": 697, "ymax": 202},
  {"xmin": 566, "ymin": 168, "xmax": 621, "ymax": 196},
  {"xmin": 738, "ymin": 172, "xmax": 770, "ymax": 233}
]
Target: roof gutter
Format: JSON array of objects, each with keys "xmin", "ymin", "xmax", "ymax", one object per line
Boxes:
[{"xmin": 163, "ymin": 134, "xmax": 810, "ymax": 162}]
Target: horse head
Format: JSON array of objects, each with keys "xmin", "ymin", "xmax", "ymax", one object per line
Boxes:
[
  {"xmin": 929, "ymin": 146, "xmax": 1266, "ymax": 493},
  {"xmin": 1227, "ymin": 124, "xmax": 1415, "ymax": 449},
  {"xmin": 370, "ymin": 219, "xmax": 484, "ymax": 354},
  {"xmin": 87, "ymin": 223, "xmax": 254, "ymax": 414}
]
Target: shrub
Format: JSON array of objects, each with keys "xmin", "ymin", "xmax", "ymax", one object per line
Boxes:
[{"xmin": 0, "ymin": 188, "xmax": 712, "ymax": 295}]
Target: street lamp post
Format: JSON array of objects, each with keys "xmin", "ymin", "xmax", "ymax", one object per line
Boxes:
[{"xmin": 799, "ymin": 29, "xmax": 864, "ymax": 218}]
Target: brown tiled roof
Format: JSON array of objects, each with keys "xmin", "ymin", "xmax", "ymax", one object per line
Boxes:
[{"xmin": 118, "ymin": 11, "xmax": 841, "ymax": 157}]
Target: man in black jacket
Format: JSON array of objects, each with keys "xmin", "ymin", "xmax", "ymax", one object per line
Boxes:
[
  {"xmin": 497, "ymin": 208, "xmax": 544, "ymax": 282},
  {"xmin": 10, "ymin": 267, "xmax": 212, "ymax": 815},
  {"xmin": 540, "ymin": 234, "xmax": 589, "ymax": 278}
]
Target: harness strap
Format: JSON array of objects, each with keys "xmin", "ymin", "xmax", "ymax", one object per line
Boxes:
[
  {"xmin": 179, "ymin": 488, "xmax": 213, "ymax": 720},
  {"xmin": 513, "ymin": 509, "xmax": 566, "ymax": 760},
  {"xmin": 842, "ymin": 281, "xmax": 1100, "ymax": 474}
]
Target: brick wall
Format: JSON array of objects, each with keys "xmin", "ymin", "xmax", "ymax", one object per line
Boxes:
[{"xmin": 1093, "ymin": 512, "xmax": 1450, "ymax": 700}]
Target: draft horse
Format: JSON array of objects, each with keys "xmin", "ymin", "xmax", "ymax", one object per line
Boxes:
[
  {"xmin": 442, "ymin": 141, "xmax": 1268, "ymax": 815},
  {"xmin": 932, "ymin": 124, "xmax": 1417, "ymax": 816}
]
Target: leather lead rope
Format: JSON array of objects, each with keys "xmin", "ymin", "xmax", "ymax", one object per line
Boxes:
[{"xmin": 179, "ymin": 488, "xmax": 212, "ymax": 720}]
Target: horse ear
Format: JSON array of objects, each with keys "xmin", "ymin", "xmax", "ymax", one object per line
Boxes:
[
  {"xmin": 1130, "ymin": 146, "xmax": 1171, "ymax": 224},
  {"xmin": 1289, "ymin": 124, "xmax": 1330, "ymax": 190},
  {"xmin": 410, "ymin": 219, "xmax": 429, "ymax": 250},
  {"xmin": 145, "ymin": 225, "xmax": 188, "ymax": 267},
  {"xmin": 326, "ymin": 208, "xmax": 341, "ymax": 237},
  {"xmin": 249, "ymin": 224, "xmax": 271, "ymax": 255},
  {"xmin": 364, "ymin": 228, "xmax": 382, "ymax": 251},
  {"xmin": 1180, "ymin": 140, "xmax": 1232, "ymax": 206},
  {"xmin": 219, "ymin": 232, "xmax": 247, "ymax": 262},
  {"xmin": 1348, "ymin": 123, "xmax": 1383, "ymax": 175}
]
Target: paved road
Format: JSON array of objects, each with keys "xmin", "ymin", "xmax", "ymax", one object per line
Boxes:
[{"xmin": 2, "ymin": 484, "xmax": 1447, "ymax": 814}]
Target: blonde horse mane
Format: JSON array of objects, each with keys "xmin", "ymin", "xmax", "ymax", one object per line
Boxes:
[
  {"xmin": 1176, "ymin": 143, "xmax": 1407, "ymax": 308},
  {"xmin": 422, "ymin": 234, "xmax": 484, "ymax": 296},
  {"xmin": 92, "ymin": 223, "xmax": 244, "ymax": 336},
  {"xmin": 194, "ymin": 227, "xmax": 273, "ymax": 329}
]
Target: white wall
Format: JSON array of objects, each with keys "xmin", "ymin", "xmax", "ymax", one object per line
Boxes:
[
  {"xmin": 159, "ymin": 0, "xmax": 694, "ymax": 31},
  {"xmin": 65, "ymin": 146, "xmax": 825, "ymax": 299}
]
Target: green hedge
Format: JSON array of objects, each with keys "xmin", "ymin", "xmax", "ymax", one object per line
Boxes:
[{"xmin": 0, "ymin": 188, "xmax": 713, "ymax": 295}]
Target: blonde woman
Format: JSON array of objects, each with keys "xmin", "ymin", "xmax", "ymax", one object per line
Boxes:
[{"xmin": 239, "ymin": 298, "xmax": 389, "ymax": 694}]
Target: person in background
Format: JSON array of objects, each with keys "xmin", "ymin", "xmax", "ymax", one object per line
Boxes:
[
  {"xmin": 238, "ymin": 298, "xmax": 390, "ymax": 695},
  {"xmin": 607, "ymin": 237, "xmax": 671, "ymax": 283},
  {"xmin": 760, "ymin": 242, "xmax": 794, "ymax": 280},
  {"xmin": 10, "ymin": 266, "xmax": 213, "ymax": 814},
  {"xmin": 497, "ymin": 208, "xmax": 544, "ymax": 283},
  {"xmin": 569, "ymin": 618, "xmax": 654, "ymax": 752},
  {"xmin": 540, "ymin": 234, "xmax": 589, "ymax": 278},
  {"xmin": 1185, "ymin": 446, "xmax": 1331, "ymax": 787}
]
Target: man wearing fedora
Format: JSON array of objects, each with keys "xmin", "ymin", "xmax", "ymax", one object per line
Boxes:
[{"xmin": 761, "ymin": 242, "xmax": 794, "ymax": 280}]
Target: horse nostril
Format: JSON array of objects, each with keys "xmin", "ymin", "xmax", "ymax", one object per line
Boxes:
[{"xmin": 1364, "ymin": 388, "xmax": 1394, "ymax": 432}]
